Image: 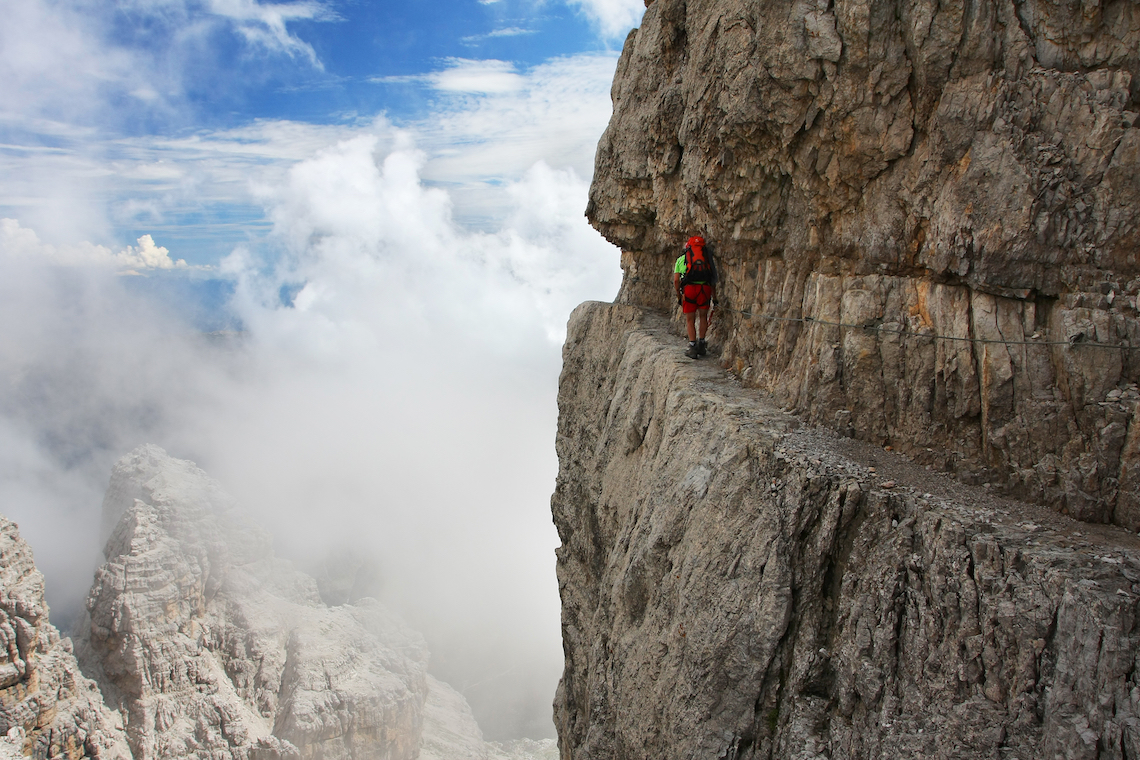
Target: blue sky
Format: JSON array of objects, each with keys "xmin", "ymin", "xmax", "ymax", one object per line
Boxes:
[
  {"xmin": 0, "ymin": 0, "xmax": 644, "ymax": 741},
  {"xmin": 1, "ymin": 0, "xmax": 644, "ymax": 263}
]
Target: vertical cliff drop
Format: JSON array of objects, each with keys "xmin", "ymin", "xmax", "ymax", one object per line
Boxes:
[
  {"xmin": 555, "ymin": 0, "xmax": 1140, "ymax": 756},
  {"xmin": 553, "ymin": 303, "xmax": 1140, "ymax": 759}
]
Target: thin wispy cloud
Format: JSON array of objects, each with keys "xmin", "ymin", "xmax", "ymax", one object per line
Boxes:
[
  {"xmin": 0, "ymin": 0, "xmax": 336, "ymax": 148},
  {"xmin": 206, "ymin": 0, "xmax": 338, "ymax": 66},
  {"xmin": 430, "ymin": 58, "xmax": 526, "ymax": 93},
  {"xmin": 417, "ymin": 54, "xmax": 618, "ymax": 227},
  {"xmin": 0, "ymin": 0, "xmax": 152, "ymax": 132},
  {"xmin": 462, "ymin": 26, "xmax": 538, "ymax": 43},
  {"xmin": 487, "ymin": 26, "xmax": 534, "ymax": 37},
  {"xmin": 5, "ymin": 53, "xmax": 617, "ymax": 249}
]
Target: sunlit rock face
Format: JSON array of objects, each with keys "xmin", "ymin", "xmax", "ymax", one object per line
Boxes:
[
  {"xmin": 0, "ymin": 516, "xmax": 130, "ymax": 760},
  {"xmin": 74, "ymin": 445, "xmax": 431, "ymax": 760},
  {"xmin": 553, "ymin": 302, "xmax": 1140, "ymax": 760},
  {"xmin": 588, "ymin": 0, "xmax": 1140, "ymax": 526}
]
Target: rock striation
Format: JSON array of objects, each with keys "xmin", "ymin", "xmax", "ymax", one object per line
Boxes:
[
  {"xmin": 588, "ymin": 0, "xmax": 1140, "ymax": 526},
  {"xmin": 0, "ymin": 516, "xmax": 130, "ymax": 760},
  {"xmin": 74, "ymin": 445, "xmax": 433, "ymax": 760},
  {"xmin": 553, "ymin": 302, "xmax": 1140, "ymax": 760}
]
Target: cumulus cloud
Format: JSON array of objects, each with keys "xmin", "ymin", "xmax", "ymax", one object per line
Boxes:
[
  {"xmin": 213, "ymin": 133, "xmax": 621, "ymax": 735},
  {"xmin": 0, "ymin": 3, "xmax": 623, "ymax": 741},
  {"xmin": 0, "ymin": 128, "xmax": 620, "ymax": 738},
  {"xmin": 567, "ymin": 0, "xmax": 646, "ymax": 39},
  {"xmin": 0, "ymin": 219, "xmax": 191, "ymax": 272},
  {"xmin": 3, "ymin": 51, "xmax": 617, "ymax": 251}
]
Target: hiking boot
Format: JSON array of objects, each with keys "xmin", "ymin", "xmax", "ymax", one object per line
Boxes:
[
  {"xmin": 697, "ymin": 339, "xmax": 707, "ymax": 356},
  {"xmin": 685, "ymin": 341, "xmax": 700, "ymax": 359}
]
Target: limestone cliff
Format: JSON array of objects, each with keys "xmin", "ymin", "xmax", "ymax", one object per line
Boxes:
[
  {"xmin": 588, "ymin": 0, "xmax": 1140, "ymax": 526},
  {"xmin": 0, "ymin": 517, "xmax": 130, "ymax": 760},
  {"xmin": 0, "ymin": 445, "xmax": 555, "ymax": 760},
  {"xmin": 74, "ymin": 445, "xmax": 431, "ymax": 760},
  {"xmin": 553, "ymin": 302, "xmax": 1140, "ymax": 760},
  {"xmin": 60, "ymin": 444, "xmax": 537, "ymax": 760}
]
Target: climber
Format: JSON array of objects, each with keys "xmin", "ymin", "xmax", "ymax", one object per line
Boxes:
[{"xmin": 673, "ymin": 235, "xmax": 717, "ymax": 359}]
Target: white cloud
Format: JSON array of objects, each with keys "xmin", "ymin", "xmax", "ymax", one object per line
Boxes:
[
  {"xmin": 0, "ymin": 0, "xmax": 333, "ymax": 150},
  {"xmin": 0, "ymin": 1, "xmax": 151, "ymax": 130},
  {"xmin": 217, "ymin": 133, "xmax": 618, "ymax": 734},
  {"xmin": 374, "ymin": 54, "xmax": 620, "ymax": 229},
  {"xmin": 0, "ymin": 4, "xmax": 622, "ymax": 737},
  {"xmin": 205, "ymin": 0, "xmax": 335, "ymax": 66},
  {"xmin": 462, "ymin": 27, "xmax": 537, "ymax": 43},
  {"xmin": 0, "ymin": 119, "xmax": 621, "ymax": 739},
  {"xmin": 2, "ymin": 51, "xmax": 618, "ymax": 249},
  {"xmin": 430, "ymin": 59, "xmax": 526, "ymax": 94},
  {"xmin": 567, "ymin": 0, "xmax": 646, "ymax": 39},
  {"xmin": 487, "ymin": 26, "xmax": 534, "ymax": 37},
  {"xmin": 0, "ymin": 219, "xmax": 190, "ymax": 272}
]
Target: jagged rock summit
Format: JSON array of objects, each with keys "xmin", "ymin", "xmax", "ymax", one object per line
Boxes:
[
  {"xmin": 75, "ymin": 444, "xmax": 431, "ymax": 760},
  {"xmin": 69, "ymin": 444, "xmax": 512, "ymax": 760}
]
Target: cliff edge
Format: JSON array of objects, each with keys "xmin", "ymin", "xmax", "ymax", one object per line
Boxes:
[
  {"xmin": 553, "ymin": 301, "xmax": 1140, "ymax": 760},
  {"xmin": 588, "ymin": 0, "xmax": 1140, "ymax": 526}
]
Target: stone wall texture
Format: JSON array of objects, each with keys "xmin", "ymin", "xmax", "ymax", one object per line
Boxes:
[
  {"xmin": 552, "ymin": 302, "xmax": 1140, "ymax": 760},
  {"xmin": 587, "ymin": 0, "xmax": 1140, "ymax": 526}
]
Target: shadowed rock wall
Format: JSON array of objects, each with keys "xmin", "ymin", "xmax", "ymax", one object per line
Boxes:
[
  {"xmin": 553, "ymin": 301, "xmax": 1140, "ymax": 760},
  {"xmin": 588, "ymin": 0, "xmax": 1140, "ymax": 526}
]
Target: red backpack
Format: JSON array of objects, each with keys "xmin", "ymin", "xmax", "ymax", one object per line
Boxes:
[{"xmin": 680, "ymin": 236, "xmax": 713, "ymax": 286}]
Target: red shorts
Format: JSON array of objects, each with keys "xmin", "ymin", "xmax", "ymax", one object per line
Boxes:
[{"xmin": 681, "ymin": 284, "xmax": 713, "ymax": 313}]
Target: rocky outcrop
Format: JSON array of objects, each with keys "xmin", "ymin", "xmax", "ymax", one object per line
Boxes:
[
  {"xmin": 0, "ymin": 517, "xmax": 130, "ymax": 760},
  {"xmin": 588, "ymin": 0, "xmax": 1140, "ymax": 526},
  {"xmin": 75, "ymin": 445, "xmax": 431, "ymax": 760},
  {"xmin": 553, "ymin": 302, "xmax": 1140, "ymax": 760},
  {"xmin": 0, "ymin": 445, "xmax": 551, "ymax": 760}
]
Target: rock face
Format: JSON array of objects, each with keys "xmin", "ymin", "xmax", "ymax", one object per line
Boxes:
[
  {"xmin": 75, "ymin": 445, "xmax": 431, "ymax": 760},
  {"xmin": 588, "ymin": 0, "xmax": 1140, "ymax": 526},
  {"xmin": 553, "ymin": 302, "xmax": 1140, "ymax": 760},
  {"xmin": 0, "ymin": 516, "xmax": 130, "ymax": 760}
]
